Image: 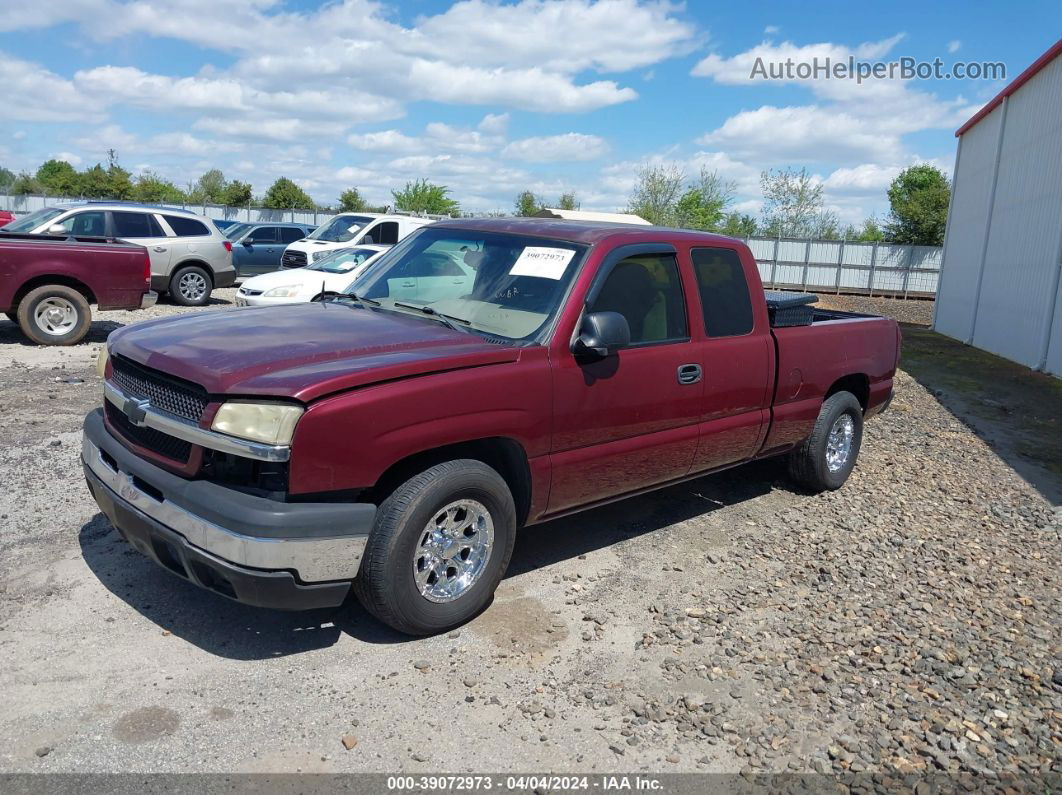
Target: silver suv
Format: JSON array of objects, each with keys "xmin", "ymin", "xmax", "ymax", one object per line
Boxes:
[{"xmin": 6, "ymin": 202, "xmax": 235, "ymax": 305}]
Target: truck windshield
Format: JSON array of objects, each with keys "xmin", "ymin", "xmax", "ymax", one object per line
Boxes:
[
  {"xmin": 351, "ymin": 227, "xmax": 587, "ymax": 342},
  {"xmin": 305, "ymin": 247, "xmax": 380, "ymax": 274},
  {"xmin": 307, "ymin": 215, "xmax": 374, "ymax": 243},
  {"xmin": 3, "ymin": 207, "xmax": 64, "ymax": 233}
]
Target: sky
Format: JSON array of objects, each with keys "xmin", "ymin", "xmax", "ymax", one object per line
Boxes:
[{"xmin": 1, "ymin": 1, "xmax": 1059, "ymax": 223}]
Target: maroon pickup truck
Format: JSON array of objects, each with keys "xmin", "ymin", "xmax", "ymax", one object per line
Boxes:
[
  {"xmin": 82, "ymin": 219, "xmax": 899, "ymax": 634},
  {"xmin": 1, "ymin": 231, "xmax": 156, "ymax": 345}
]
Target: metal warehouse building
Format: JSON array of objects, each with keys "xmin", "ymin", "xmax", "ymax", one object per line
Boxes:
[{"xmin": 934, "ymin": 38, "xmax": 1062, "ymax": 376}]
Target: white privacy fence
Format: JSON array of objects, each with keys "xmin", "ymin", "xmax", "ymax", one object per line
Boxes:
[{"xmin": 744, "ymin": 237, "xmax": 942, "ymax": 298}]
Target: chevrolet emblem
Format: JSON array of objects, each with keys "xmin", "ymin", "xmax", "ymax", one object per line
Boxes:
[{"xmin": 122, "ymin": 396, "xmax": 151, "ymax": 426}]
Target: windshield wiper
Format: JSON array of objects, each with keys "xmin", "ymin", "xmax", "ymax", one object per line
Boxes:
[{"xmin": 392, "ymin": 301, "xmax": 471, "ymax": 334}]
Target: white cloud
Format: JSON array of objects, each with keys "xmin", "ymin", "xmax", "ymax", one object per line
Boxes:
[
  {"xmin": 502, "ymin": 133, "xmax": 609, "ymax": 162},
  {"xmin": 823, "ymin": 163, "xmax": 902, "ymax": 194},
  {"xmin": 192, "ymin": 117, "xmax": 348, "ymax": 142},
  {"xmin": 54, "ymin": 151, "xmax": 84, "ymax": 166},
  {"xmin": 947, "ymin": 40, "xmax": 961, "ymax": 54},
  {"xmin": 764, "ymin": 25, "xmax": 779, "ymax": 35},
  {"xmin": 0, "ymin": 51, "xmax": 105, "ymax": 123}
]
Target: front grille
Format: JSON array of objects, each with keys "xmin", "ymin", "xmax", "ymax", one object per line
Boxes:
[
  {"xmin": 106, "ymin": 400, "xmax": 192, "ymax": 464},
  {"xmin": 239, "ymin": 288, "xmax": 263, "ymax": 296},
  {"xmin": 281, "ymin": 250, "xmax": 307, "ymax": 268},
  {"xmin": 111, "ymin": 355, "xmax": 208, "ymax": 422}
]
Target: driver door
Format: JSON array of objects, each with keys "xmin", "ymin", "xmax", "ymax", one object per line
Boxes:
[{"xmin": 547, "ymin": 251, "xmax": 702, "ymax": 513}]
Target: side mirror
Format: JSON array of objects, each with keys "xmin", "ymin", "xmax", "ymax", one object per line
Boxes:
[
  {"xmin": 47, "ymin": 224, "xmax": 66, "ymax": 235},
  {"xmin": 572, "ymin": 311, "xmax": 630, "ymax": 360},
  {"xmin": 362, "ymin": 234, "xmax": 375, "ymax": 244},
  {"xmin": 242, "ymin": 239, "xmax": 254, "ymax": 246}
]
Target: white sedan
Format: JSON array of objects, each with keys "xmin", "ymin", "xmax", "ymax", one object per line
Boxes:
[{"xmin": 234, "ymin": 245, "xmax": 387, "ymax": 307}]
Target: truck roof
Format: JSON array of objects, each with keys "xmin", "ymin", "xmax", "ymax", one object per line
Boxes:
[{"xmin": 431, "ymin": 217, "xmax": 744, "ymax": 247}]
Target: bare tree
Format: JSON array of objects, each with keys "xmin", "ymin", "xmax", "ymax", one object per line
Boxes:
[
  {"xmin": 760, "ymin": 167, "xmax": 835, "ymax": 237},
  {"xmin": 627, "ymin": 163, "xmax": 685, "ymax": 226}
]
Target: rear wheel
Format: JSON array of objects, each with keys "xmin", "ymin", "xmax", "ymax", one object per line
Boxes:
[
  {"xmin": 353, "ymin": 460, "xmax": 517, "ymax": 635},
  {"xmin": 788, "ymin": 390, "xmax": 864, "ymax": 492},
  {"xmin": 169, "ymin": 264, "xmax": 212, "ymax": 306},
  {"xmin": 16, "ymin": 285, "xmax": 92, "ymax": 345}
]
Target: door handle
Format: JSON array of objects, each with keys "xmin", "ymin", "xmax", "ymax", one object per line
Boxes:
[
  {"xmin": 402, "ymin": 281, "xmax": 415, "ymax": 287},
  {"xmin": 677, "ymin": 364, "xmax": 702, "ymax": 385},
  {"xmin": 153, "ymin": 246, "xmax": 167, "ymax": 252}
]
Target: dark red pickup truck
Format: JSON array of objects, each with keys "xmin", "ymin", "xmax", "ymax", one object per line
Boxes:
[
  {"xmin": 1, "ymin": 231, "xmax": 156, "ymax": 345},
  {"xmin": 82, "ymin": 219, "xmax": 899, "ymax": 634}
]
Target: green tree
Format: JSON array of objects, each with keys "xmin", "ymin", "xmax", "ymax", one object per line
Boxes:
[
  {"xmin": 514, "ymin": 190, "xmax": 541, "ymax": 216},
  {"xmin": 132, "ymin": 171, "xmax": 186, "ymax": 204},
  {"xmin": 187, "ymin": 168, "xmax": 227, "ymax": 204},
  {"xmin": 36, "ymin": 160, "xmax": 80, "ymax": 196},
  {"xmin": 557, "ymin": 191, "xmax": 579, "ymax": 211},
  {"xmin": 263, "ymin": 177, "xmax": 315, "ymax": 210},
  {"xmin": 11, "ymin": 172, "xmax": 41, "ymax": 195},
  {"xmin": 841, "ymin": 217, "xmax": 886, "ymax": 242},
  {"xmin": 0, "ymin": 165, "xmax": 14, "ymax": 191},
  {"xmin": 392, "ymin": 179, "xmax": 459, "ymax": 215},
  {"xmin": 759, "ymin": 167, "xmax": 836, "ymax": 238},
  {"xmin": 78, "ymin": 164, "xmax": 110, "ymax": 198},
  {"xmin": 627, "ymin": 163, "xmax": 685, "ymax": 226},
  {"xmin": 222, "ymin": 180, "xmax": 253, "ymax": 207},
  {"xmin": 675, "ymin": 168, "xmax": 735, "ymax": 231},
  {"xmin": 885, "ymin": 164, "xmax": 950, "ymax": 245},
  {"xmin": 719, "ymin": 212, "xmax": 758, "ymax": 238},
  {"xmin": 338, "ymin": 187, "xmax": 367, "ymax": 212}
]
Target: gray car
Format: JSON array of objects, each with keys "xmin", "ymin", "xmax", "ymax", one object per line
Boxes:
[
  {"xmin": 227, "ymin": 222, "xmax": 315, "ymax": 278},
  {"xmin": 5, "ymin": 202, "xmax": 236, "ymax": 306}
]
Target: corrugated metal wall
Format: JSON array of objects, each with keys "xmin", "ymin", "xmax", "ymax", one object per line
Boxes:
[{"xmin": 935, "ymin": 55, "xmax": 1062, "ymax": 375}]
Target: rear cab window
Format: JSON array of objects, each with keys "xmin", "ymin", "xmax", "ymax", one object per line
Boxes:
[{"xmin": 691, "ymin": 247, "xmax": 754, "ymax": 337}]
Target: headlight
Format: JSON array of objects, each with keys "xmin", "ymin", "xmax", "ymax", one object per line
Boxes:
[
  {"xmin": 262, "ymin": 284, "xmax": 303, "ymax": 298},
  {"xmin": 312, "ymin": 251, "xmax": 330, "ymax": 261},
  {"xmin": 96, "ymin": 346, "xmax": 110, "ymax": 379},
  {"xmin": 211, "ymin": 401, "xmax": 303, "ymax": 446}
]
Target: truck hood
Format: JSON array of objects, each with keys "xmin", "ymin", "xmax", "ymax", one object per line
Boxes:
[{"xmin": 108, "ymin": 303, "xmax": 519, "ymax": 402}]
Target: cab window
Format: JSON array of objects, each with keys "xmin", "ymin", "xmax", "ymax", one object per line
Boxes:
[
  {"xmin": 588, "ymin": 254, "xmax": 688, "ymax": 345},
  {"xmin": 691, "ymin": 247, "xmax": 754, "ymax": 337}
]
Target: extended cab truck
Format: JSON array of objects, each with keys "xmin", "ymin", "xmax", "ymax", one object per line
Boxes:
[
  {"xmin": 1, "ymin": 231, "xmax": 156, "ymax": 345},
  {"xmin": 81, "ymin": 219, "xmax": 899, "ymax": 635}
]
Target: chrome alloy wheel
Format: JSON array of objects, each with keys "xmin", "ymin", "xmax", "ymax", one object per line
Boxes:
[
  {"xmin": 412, "ymin": 500, "xmax": 494, "ymax": 603},
  {"xmin": 178, "ymin": 271, "xmax": 208, "ymax": 302},
  {"xmin": 34, "ymin": 296, "xmax": 78, "ymax": 336},
  {"xmin": 825, "ymin": 413, "xmax": 855, "ymax": 472}
]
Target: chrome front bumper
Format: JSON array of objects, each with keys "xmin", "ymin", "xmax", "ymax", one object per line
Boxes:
[{"xmin": 82, "ymin": 432, "xmax": 369, "ymax": 584}]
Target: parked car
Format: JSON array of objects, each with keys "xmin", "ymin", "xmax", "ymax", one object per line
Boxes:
[
  {"xmin": 82, "ymin": 219, "xmax": 900, "ymax": 635},
  {"xmin": 235, "ymin": 245, "xmax": 388, "ymax": 306},
  {"xmin": 210, "ymin": 218, "xmax": 241, "ymax": 233},
  {"xmin": 4, "ymin": 202, "xmax": 235, "ymax": 306},
  {"xmin": 229, "ymin": 222, "xmax": 316, "ymax": 278},
  {"xmin": 0, "ymin": 210, "xmax": 15, "ymax": 228},
  {"xmin": 0, "ymin": 231, "xmax": 156, "ymax": 345},
  {"xmin": 280, "ymin": 213, "xmax": 432, "ymax": 268}
]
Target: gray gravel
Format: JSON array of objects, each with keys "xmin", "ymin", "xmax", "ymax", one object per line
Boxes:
[{"xmin": 0, "ymin": 294, "xmax": 1059, "ymax": 782}]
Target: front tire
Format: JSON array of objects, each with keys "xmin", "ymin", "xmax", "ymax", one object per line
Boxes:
[
  {"xmin": 354, "ymin": 460, "xmax": 517, "ymax": 636},
  {"xmin": 16, "ymin": 285, "xmax": 92, "ymax": 345},
  {"xmin": 788, "ymin": 390, "xmax": 864, "ymax": 492},
  {"xmin": 169, "ymin": 264, "xmax": 212, "ymax": 306}
]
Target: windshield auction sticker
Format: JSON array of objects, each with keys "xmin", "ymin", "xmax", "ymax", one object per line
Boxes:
[{"xmin": 509, "ymin": 247, "xmax": 576, "ymax": 279}]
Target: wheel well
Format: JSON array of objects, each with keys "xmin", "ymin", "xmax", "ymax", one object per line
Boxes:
[
  {"xmin": 826, "ymin": 373, "xmax": 870, "ymax": 413},
  {"xmin": 11, "ymin": 275, "xmax": 96, "ymax": 312},
  {"xmin": 171, "ymin": 260, "xmax": 214, "ymax": 286},
  {"xmin": 366, "ymin": 438, "xmax": 532, "ymax": 526}
]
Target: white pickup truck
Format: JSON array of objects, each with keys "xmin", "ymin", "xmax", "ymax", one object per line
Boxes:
[{"xmin": 281, "ymin": 213, "xmax": 434, "ymax": 268}]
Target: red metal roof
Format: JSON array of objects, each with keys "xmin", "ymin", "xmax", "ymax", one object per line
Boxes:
[{"xmin": 956, "ymin": 37, "xmax": 1062, "ymax": 136}]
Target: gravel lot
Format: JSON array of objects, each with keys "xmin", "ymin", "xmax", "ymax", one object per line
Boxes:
[{"xmin": 0, "ymin": 293, "xmax": 1059, "ymax": 782}]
